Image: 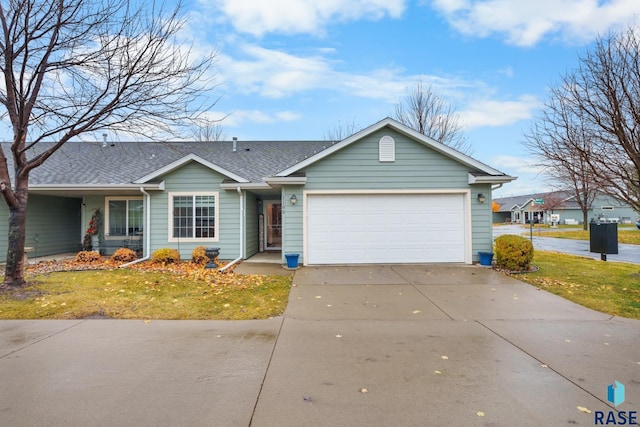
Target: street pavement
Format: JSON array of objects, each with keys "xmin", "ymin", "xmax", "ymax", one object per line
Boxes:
[
  {"xmin": 494, "ymin": 224, "xmax": 639, "ymax": 264},
  {"xmin": 2, "ymin": 264, "xmax": 639, "ymax": 426}
]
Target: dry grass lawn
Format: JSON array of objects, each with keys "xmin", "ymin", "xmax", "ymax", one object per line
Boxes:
[{"xmin": 0, "ymin": 259, "xmax": 292, "ymax": 320}]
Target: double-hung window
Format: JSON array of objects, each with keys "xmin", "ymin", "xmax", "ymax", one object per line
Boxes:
[
  {"xmin": 169, "ymin": 192, "xmax": 218, "ymax": 242},
  {"xmin": 106, "ymin": 198, "xmax": 144, "ymax": 237}
]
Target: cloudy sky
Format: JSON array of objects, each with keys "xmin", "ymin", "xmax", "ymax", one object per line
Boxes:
[
  {"xmin": 21, "ymin": 0, "xmax": 635, "ymax": 197},
  {"xmin": 180, "ymin": 0, "xmax": 640, "ymax": 197}
]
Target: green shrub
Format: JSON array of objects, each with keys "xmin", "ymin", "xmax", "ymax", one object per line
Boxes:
[
  {"xmin": 75, "ymin": 251, "xmax": 101, "ymax": 263},
  {"xmin": 494, "ymin": 234, "xmax": 534, "ymax": 271},
  {"xmin": 112, "ymin": 248, "xmax": 137, "ymax": 263},
  {"xmin": 151, "ymin": 248, "xmax": 180, "ymax": 264},
  {"xmin": 191, "ymin": 246, "xmax": 209, "ymax": 265}
]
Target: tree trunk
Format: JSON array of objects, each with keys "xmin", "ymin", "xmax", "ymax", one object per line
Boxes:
[
  {"xmin": 582, "ymin": 209, "xmax": 589, "ymax": 231},
  {"xmin": 2, "ymin": 187, "xmax": 28, "ymax": 289}
]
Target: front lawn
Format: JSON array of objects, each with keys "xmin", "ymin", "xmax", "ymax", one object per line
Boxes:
[
  {"xmin": 0, "ymin": 260, "xmax": 292, "ymax": 320},
  {"xmin": 510, "ymin": 251, "xmax": 640, "ymax": 319},
  {"xmin": 539, "ymin": 228, "xmax": 640, "ymax": 245}
]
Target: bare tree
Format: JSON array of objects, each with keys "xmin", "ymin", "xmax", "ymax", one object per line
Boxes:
[
  {"xmin": 323, "ymin": 119, "xmax": 361, "ymax": 141},
  {"xmin": 545, "ymin": 26, "xmax": 640, "ymax": 214},
  {"xmin": 192, "ymin": 118, "xmax": 226, "ymax": 142},
  {"xmin": 394, "ymin": 81, "xmax": 472, "ymax": 154},
  {"xmin": 0, "ymin": 0, "xmax": 215, "ymax": 288},
  {"xmin": 524, "ymin": 93, "xmax": 598, "ymax": 229},
  {"xmin": 539, "ymin": 192, "xmax": 564, "ymax": 224}
]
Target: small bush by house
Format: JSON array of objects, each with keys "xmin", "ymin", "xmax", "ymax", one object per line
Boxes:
[
  {"xmin": 75, "ymin": 251, "xmax": 101, "ymax": 263},
  {"xmin": 112, "ymin": 248, "xmax": 137, "ymax": 263},
  {"xmin": 191, "ymin": 246, "xmax": 209, "ymax": 265},
  {"xmin": 151, "ymin": 248, "xmax": 180, "ymax": 264},
  {"xmin": 494, "ymin": 234, "xmax": 534, "ymax": 271}
]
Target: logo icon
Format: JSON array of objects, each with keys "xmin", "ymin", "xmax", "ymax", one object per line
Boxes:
[{"xmin": 607, "ymin": 381, "xmax": 625, "ymax": 407}]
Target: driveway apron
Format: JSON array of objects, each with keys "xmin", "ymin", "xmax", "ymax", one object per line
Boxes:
[{"xmin": 252, "ymin": 265, "xmax": 640, "ymax": 427}]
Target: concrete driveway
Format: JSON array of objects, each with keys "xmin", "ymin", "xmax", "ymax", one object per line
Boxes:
[{"xmin": 1, "ymin": 265, "xmax": 639, "ymax": 426}]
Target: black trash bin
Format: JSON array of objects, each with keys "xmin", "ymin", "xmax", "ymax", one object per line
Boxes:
[{"xmin": 589, "ymin": 222, "xmax": 618, "ymax": 256}]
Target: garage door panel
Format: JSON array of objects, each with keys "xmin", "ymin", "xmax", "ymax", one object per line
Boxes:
[{"xmin": 306, "ymin": 194, "xmax": 467, "ymax": 264}]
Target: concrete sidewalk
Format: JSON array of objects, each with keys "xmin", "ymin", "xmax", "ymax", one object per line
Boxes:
[{"xmin": 1, "ymin": 265, "xmax": 639, "ymax": 426}]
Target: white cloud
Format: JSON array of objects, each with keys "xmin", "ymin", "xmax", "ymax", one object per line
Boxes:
[
  {"xmin": 217, "ymin": 42, "xmax": 484, "ymax": 105},
  {"xmin": 215, "ymin": 109, "xmax": 302, "ymax": 128},
  {"xmin": 207, "ymin": 0, "xmax": 406, "ymax": 36},
  {"xmin": 460, "ymin": 95, "xmax": 541, "ymax": 128},
  {"xmin": 218, "ymin": 44, "xmax": 333, "ymax": 98},
  {"xmin": 490, "ymin": 155, "xmax": 545, "ymax": 175},
  {"xmin": 430, "ymin": 0, "xmax": 640, "ymax": 46}
]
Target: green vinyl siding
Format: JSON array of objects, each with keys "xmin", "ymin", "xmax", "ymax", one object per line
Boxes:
[
  {"xmin": 0, "ymin": 195, "xmax": 81, "ymax": 259},
  {"xmin": 283, "ymin": 127, "xmax": 494, "ymax": 262},
  {"xmin": 282, "ymin": 186, "xmax": 304, "ymax": 264},
  {"xmin": 302, "ymin": 129, "xmax": 471, "ymax": 190},
  {"xmin": 245, "ymin": 192, "xmax": 259, "ymax": 258},
  {"xmin": 472, "ymin": 184, "xmax": 494, "ymax": 257},
  {"xmin": 148, "ymin": 161, "xmax": 240, "ymax": 261},
  {"xmin": 27, "ymin": 195, "xmax": 82, "ymax": 256}
]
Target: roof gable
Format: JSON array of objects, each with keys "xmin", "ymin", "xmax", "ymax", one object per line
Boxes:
[
  {"xmin": 275, "ymin": 117, "xmax": 512, "ymax": 179},
  {"xmin": 133, "ymin": 153, "xmax": 249, "ymax": 184}
]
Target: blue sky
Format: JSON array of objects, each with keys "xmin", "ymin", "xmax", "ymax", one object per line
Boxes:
[
  {"xmin": 182, "ymin": 0, "xmax": 640, "ymax": 197},
  {"xmin": 16, "ymin": 0, "xmax": 640, "ymax": 198}
]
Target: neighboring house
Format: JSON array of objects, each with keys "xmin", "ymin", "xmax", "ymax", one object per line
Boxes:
[
  {"xmin": 1, "ymin": 118, "xmax": 516, "ymax": 265},
  {"xmin": 493, "ymin": 190, "xmax": 638, "ymax": 225}
]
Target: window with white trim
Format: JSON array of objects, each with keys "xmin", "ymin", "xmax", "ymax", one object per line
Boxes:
[
  {"xmin": 169, "ymin": 192, "xmax": 218, "ymax": 242},
  {"xmin": 379, "ymin": 136, "xmax": 395, "ymax": 162},
  {"xmin": 106, "ymin": 197, "xmax": 143, "ymax": 237}
]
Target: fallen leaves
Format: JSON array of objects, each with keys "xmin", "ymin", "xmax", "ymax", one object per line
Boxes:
[
  {"xmin": 10, "ymin": 258, "xmax": 292, "ymax": 320},
  {"xmin": 577, "ymin": 406, "xmax": 591, "ymax": 414}
]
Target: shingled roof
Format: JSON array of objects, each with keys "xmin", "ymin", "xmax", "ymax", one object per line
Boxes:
[
  {"xmin": 494, "ymin": 190, "xmax": 578, "ymax": 211},
  {"xmin": 4, "ymin": 140, "xmax": 336, "ymax": 185}
]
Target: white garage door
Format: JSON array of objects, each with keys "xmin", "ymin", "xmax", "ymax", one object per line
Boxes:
[{"xmin": 306, "ymin": 193, "xmax": 467, "ymax": 264}]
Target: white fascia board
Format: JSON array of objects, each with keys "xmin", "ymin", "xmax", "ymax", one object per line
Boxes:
[
  {"xmin": 220, "ymin": 182, "xmax": 271, "ymax": 191},
  {"xmin": 264, "ymin": 176, "xmax": 307, "ymax": 186},
  {"xmin": 133, "ymin": 153, "xmax": 249, "ymax": 184},
  {"xmin": 276, "ymin": 117, "xmax": 511, "ymax": 177},
  {"xmin": 468, "ymin": 173, "xmax": 517, "ymax": 185},
  {"xmin": 29, "ymin": 182, "xmax": 165, "ymax": 191}
]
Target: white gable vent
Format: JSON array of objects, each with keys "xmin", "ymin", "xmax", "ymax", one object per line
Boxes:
[{"xmin": 379, "ymin": 136, "xmax": 395, "ymax": 162}]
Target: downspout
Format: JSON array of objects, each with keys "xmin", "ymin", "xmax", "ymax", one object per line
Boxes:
[
  {"xmin": 119, "ymin": 187, "xmax": 152, "ymax": 268},
  {"xmin": 219, "ymin": 187, "xmax": 243, "ymax": 272}
]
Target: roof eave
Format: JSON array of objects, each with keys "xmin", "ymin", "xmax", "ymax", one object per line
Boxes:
[
  {"xmin": 219, "ymin": 182, "xmax": 272, "ymax": 191},
  {"xmin": 29, "ymin": 182, "xmax": 165, "ymax": 191},
  {"xmin": 263, "ymin": 176, "xmax": 308, "ymax": 186},
  {"xmin": 468, "ymin": 174, "xmax": 517, "ymax": 185}
]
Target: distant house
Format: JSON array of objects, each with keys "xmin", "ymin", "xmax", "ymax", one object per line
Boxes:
[
  {"xmin": 493, "ymin": 190, "xmax": 637, "ymax": 225},
  {"xmin": 2, "ymin": 118, "xmax": 516, "ymax": 265}
]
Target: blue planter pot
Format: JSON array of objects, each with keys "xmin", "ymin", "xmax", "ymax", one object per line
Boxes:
[
  {"xmin": 285, "ymin": 253, "xmax": 300, "ymax": 269},
  {"xmin": 478, "ymin": 251, "xmax": 494, "ymax": 266}
]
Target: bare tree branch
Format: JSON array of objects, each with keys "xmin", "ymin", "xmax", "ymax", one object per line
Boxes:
[
  {"xmin": 393, "ymin": 81, "xmax": 472, "ymax": 155},
  {"xmin": 191, "ymin": 116, "xmax": 226, "ymax": 142},
  {"xmin": 0, "ymin": 0, "xmax": 217, "ymax": 287},
  {"xmin": 323, "ymin": 119, "xmax": 361, "ymax": 141}
]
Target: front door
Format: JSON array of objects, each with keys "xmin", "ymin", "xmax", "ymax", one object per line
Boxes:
[{"xmin": 265, "ymin": 202, "xmax": 282, "ymax": 250}]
